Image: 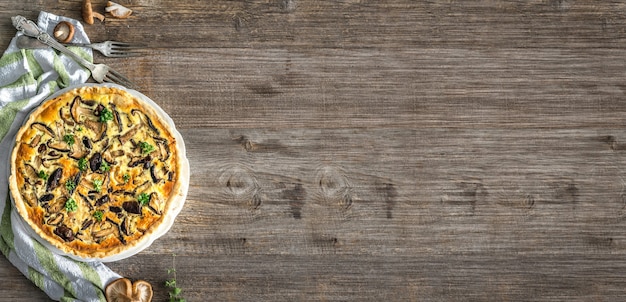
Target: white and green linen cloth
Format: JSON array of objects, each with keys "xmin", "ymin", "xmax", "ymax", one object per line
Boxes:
[{"xmin": 0, "ymin": 12, "xmax": 120, "ymax": 302}]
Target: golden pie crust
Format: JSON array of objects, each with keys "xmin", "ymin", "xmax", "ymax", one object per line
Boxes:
[{"xmin": 9, "ymin": 86, "xmax": 184, "ymax": 259}]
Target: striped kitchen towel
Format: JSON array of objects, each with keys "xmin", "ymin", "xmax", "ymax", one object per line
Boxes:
[{"xmin": 0, "ymin": 11, "xmax": 120, "ymax": 302}]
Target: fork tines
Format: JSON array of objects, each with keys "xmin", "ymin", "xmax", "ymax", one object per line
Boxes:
[
  {"xmin": 104, "ymin": 68, "xmax": 137, "ymax": 89},
  {"xmin": 108, "ymin": 42, "xmax": 145, "ymax": 58}
]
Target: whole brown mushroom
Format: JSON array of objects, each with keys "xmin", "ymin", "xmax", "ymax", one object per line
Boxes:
[
  {"xmin": 82, "ymin": 0, "xmax": 105, "ymax": 25},
  {"xmin": 105, "ymin": 278, "xmax": 153, "ymax": 302},
  {"xmin": 53, "ymin": 21, "xmax": 75, "ymax": 43}
]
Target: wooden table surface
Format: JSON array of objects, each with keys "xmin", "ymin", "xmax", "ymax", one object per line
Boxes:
[{"xmin": 2, "ymin": 1, "xmax": 626, "ymax": 301}]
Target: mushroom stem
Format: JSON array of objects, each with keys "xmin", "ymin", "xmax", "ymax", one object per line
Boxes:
[{"xmin": 83, "ymin": 0, "xmax": 105, "ymax": 24}]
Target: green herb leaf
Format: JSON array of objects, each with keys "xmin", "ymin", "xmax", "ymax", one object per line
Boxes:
[
  {"xmin": 65, "ymin": 179, "xmax": 76, "ymax": 192},
  {"xmin": 78, "ymin": 157, "xmax": 88, "ymax": 171},
  {"xmin": 93, "ymin": 179, "xmax": 103, "ymax": 193},
  {"xmin": 63, "ymin": 134, "xmax": 75, "ymax": 146},
  {"xmin": 100, "ymin": 160, "xmax": 110, "ymax": 172},
  {"xmin": 99, "ymin": 107, "xmax": 113, "ymax": 123},
  {"xmin": 65, "ymin": 198, "xmax": 77, "ymax": 212},
  {"xmin": 123, "ymin": 173, "xmax": 130, "ymax": 183},
  {"xmin": 76, "ymin": 126, "xmax": 83, "ymax": 132},
  {"xmin": 166, "ymin": 253, "xmax": 186, "ymax": 301},
  {"xmin": 165, "ymin": 279, "xmax": 176, "ymax": 288},
  {"xmin": 38, "ymin": 170, "xmax": 48, "ymax": 180},
  {"xmin": 138, "ymin": 141, "xmax": 155, "ymax": 154},
  {"xmin": 93, "ymin": 210, "xmax": 104, "ymax": 222},
  {"xmin": 138, "ymin": 193, "xmax": 150, "ymax": 206}
]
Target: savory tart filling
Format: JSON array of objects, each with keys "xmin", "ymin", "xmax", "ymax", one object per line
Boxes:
[{"xmin": 10, "ymin": 86, "xmax": 181, "ymax": 258}]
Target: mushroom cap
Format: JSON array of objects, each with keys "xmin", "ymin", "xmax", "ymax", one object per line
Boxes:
[
  {"xmin": 105, "ymin": 278, "xmax": 153, "ymax": 302},
  {"xmin": 53, "ymin": 21, "xmax": 75, "ymax": 43},
  {"xmin": 106, "ymin": 1, "xmax": 133, "ymax": 18}
]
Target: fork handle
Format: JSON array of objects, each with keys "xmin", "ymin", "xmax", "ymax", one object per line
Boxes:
[{"xmin": 12, "ymin": 15, "xmax": 95, "ymax": 70}]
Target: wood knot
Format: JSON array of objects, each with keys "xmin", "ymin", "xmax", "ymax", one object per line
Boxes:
[
  {"xmin": 316, "ymin": 166, "xmax": 353, "ymax": 210},
  {"xmin": 219, "ymin": 165, "xmax": 262, "ymax": 210},
  {"xmin": 280, "ymin": 0, "xmax": 297, "ymax": 12}
]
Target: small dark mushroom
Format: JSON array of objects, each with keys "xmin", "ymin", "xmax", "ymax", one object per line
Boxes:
[
  {"xmin": 81, "ymin": 219, "xmax": 94, "ymax": 230},
  {"xmin": 46, "ymin": 168, "xmax": 63, "ymax": 191},
  {"xmin": 70, "ymin": 96, "xmax": 82, "ymax": 123},
  {"xmin": 109, "ymin": 206, "xmax": 123, "ymax": 213},
  {"xmin": 122, "ymin": 201, "xmax": 141, "ymax": 214},
  {"xmin": 155, "ymin": 139, "xmax": 170, "ymax": 161},
  {"xmin": 82, "ymin": 99, "xmax": 96, "ymax": 107},
  {"xmin": 131, "ymin": 109, "xmax": 160, "ymax": 135},
  {"xmin": 39, "ymin": 193, "xmax": 54, "ymax": 203},
  {"xmin": 128, "ymin": 156, "xmax": 151, "ymax": 168},
  {"xmin": 37, "ymin": 143, "xmax": 47, "ymax": 154},
  {"xmin": 31, "ymin": 122, "xmax": 55, "ymax": 137},
  {"xmin": 47, "ymin": 140, "xmax": 70, "ymax": 152},
  {"xmin": 82, "ymin": 137, "xmax": 92, "ymax": 150},
  {"xmin": 95, "ymin": 195, "xmax": 110, "ymax": 206},
  {"xmin": 150, "ymin": 165, "xmax": 160, "ymax": 183},
  {"xmin": 120, "ymin": 216, "xmax": 131, "ymax": 236},
  {"xmin": 93, "ymin": 103, "xmax": 105, "ymax": 116},
  {"xmin": 90, "ymin": 152, "xmax": 102, "ymax": 172},
  {"xmin": 54, "ymin": 225, "xmax": 74, "ymax": 241},
  {"xmin": 112, "ymin": 104, "xmax": 123, "ymax": 133}
]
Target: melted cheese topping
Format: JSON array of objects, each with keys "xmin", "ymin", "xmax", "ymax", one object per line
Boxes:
[{"xmin": 12, "ymin": 86, "xmax": 178, "ymax": 256}]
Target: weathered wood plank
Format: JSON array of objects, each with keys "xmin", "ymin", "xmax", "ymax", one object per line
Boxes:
[{"xmin": 1, "ymin": 0, "xmax": 626, "ymax": 301}]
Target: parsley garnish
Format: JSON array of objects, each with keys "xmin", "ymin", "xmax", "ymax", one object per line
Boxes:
[
  {"xmin": 138, "ymin": 193, "xmax": 150, "ymax": 206},
  {"xmin": 122, "ymin": 173, "xmax": 130, "ymax": 183},
  {"xmin": 138, "ymin": 141, "xmax": 155, "ymax": 154},
  {"xmin": 99, "ymin": 108, "xmax": 113, "ymax": 123},
  {"xmin": 93, "ymin": 210, "xmax": 104, "ymax": 222},
  {"xmin": 100, "ymin": 160, "xmax": 111, "ymax": 172},
  {"xmin": 65, "ymin": 179, "xmax": 76, "ymax": 192},
  {"xmin": 63, "ymin": 134, "xmax": 75, "ymax": 146},
  {"xmin": 78, "ymin": 157, "xmax": 88, "ymax": 171},
  {"xmin": 93, "ymin": 179, "xmax": 103, "ymax": 193},
  {"xmin": 38, "ymin": 170, "xmax": 48, "ymax": 180},
  {"xmin": 64, "ymin": 198, "xmax": 77, "ymax": 212}
]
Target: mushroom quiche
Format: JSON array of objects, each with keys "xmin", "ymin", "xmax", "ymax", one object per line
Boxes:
[{"xmin": 9, "ymin": 86, "xmax": 183, "ymax": 259}]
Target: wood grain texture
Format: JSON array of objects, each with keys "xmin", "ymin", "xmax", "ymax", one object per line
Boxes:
[{"xmin": 2, "ymin": 0, "xmax": 626, "ymax": 301}]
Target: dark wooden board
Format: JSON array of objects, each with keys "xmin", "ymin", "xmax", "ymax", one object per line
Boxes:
[{"xmin": 2, "ymin": 1, "xmax": 626, "ymax": 301}]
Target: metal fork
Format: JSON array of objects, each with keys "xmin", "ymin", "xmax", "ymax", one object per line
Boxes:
[
  {"xmin": 16, "ymin": 36, "xmax": 143, "ymax": 58},
  {"xmin": 12, "ymin": 16, "xmax": 137, "ymax": 89},
  {"xmin": 67, "ymin": 41, "xmax": 144, "ymax": 58}
]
